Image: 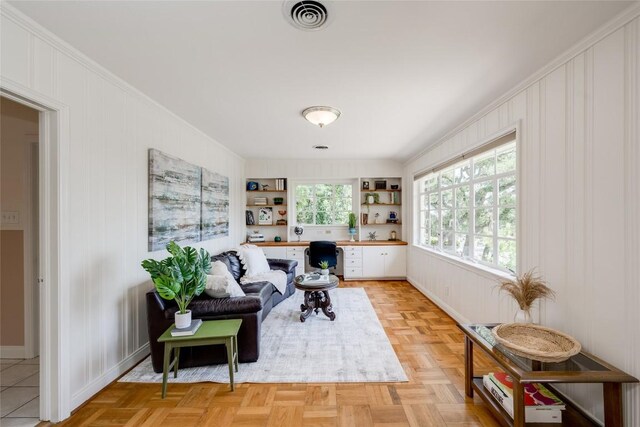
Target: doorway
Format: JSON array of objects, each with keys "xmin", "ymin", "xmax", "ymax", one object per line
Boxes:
[{"xmin": 0, "ymin": 96, "xmax": 41, "ymax": 425}]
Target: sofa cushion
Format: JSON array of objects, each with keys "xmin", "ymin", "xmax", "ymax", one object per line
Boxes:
[{"xmin": 237, "ymin": 245, "xmax": 270, "ymax": 276}]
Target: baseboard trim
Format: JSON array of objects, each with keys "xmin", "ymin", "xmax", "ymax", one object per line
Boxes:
[
  {"xmin": 406, "ymin": 276, "xmax": 470, "ymax": 325},
  {"xmin": 0, "ymin": 345, "xmax": 26, "ymax": 359},
  {"xmin": 70, "ymin": 344, "xmax": 149, "ymax": 410}
]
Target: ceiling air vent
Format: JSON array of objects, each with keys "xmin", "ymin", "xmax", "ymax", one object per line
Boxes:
[
  {"xmin": 284, "ymin": 0, "xmax": 330, "ymax": 31},
  {"xmin": 312, "ymin": 145, "xmax": 329, "ymax": 150}
]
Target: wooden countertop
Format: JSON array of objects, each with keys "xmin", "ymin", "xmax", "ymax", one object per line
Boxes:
[{"xmin": 248, "ymin": 240, "xmax": 408, "ymax": 247}]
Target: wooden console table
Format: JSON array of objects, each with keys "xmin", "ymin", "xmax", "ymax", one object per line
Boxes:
[{"xmin": 459, "ymin": 323, "xmax": 638, "ymax": 427}]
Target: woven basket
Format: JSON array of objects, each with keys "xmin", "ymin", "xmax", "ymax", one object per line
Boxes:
[{"xmin": 492, "ymin": 323, "xmax": 581, "ymax": 363}]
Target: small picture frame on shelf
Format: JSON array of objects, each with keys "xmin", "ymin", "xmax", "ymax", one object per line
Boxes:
[
  {"xmin": 246, "ymin": 210, "xmax": 255, "ymax": 225},
  {"xmin": 362, "ymin": 213, "xmax": 368, "ymax": 225},
  {"xmin": 258, "ymin": 207, "xmax": 273, "ymax": 225},
  {"xmin": 375, "ymin": 180, "xmax": 387, "ymax": 190},
  {"xmin": 362, "ymin": 181, "xmax": 370, "ymax": 190}
]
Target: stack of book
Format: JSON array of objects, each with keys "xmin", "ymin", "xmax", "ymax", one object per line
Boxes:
[
  {"xmin": 483, "ymin": 372, "xmax": 565, "ymax": 423},
  {"xmin": 274, "ymin": 179, "xmax": 287, "ymax": 191},
  {"xmin": 254, "ymin": 197, "xmax": 268, "ymax": 206},
  {"xmin": 170, "ymin": 319, "xmax": 203, "ymax": 337}
]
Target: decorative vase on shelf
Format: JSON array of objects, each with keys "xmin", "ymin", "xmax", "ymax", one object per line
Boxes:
[
  {"xmin": 367, "ymin": 195, "xmax": 374, "ymax": 205},
  {"xmin": 175, "ymin": 310, "xmax": 192, "ymax": 329},
  {"xmin": 348, "ymin": 228, "xmax": 357, "ymax": 242},
  {"xmin": 320, "ymin": 268, "xmax": 330, "ymax": 276},
  {"xmin": 513, "ymin": 308, "xmax": 533, "ymax": 324}
]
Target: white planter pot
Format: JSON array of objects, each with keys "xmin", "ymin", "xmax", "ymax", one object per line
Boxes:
[
  {"xmin": 175, "ymin": 310, "xmax": 192, "ymax": 329},
  {"xmin": 320, "ymin": 269, "xmax": 330, "ymax": 276},
  {"xmin": 367, "ymin": 195, "xmax": 374, "ymax": 204}
]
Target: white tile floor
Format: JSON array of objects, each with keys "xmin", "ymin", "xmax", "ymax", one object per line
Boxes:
[{"xmin": 0, "ymin": 357, "xmax": 40, "ymax": 427}]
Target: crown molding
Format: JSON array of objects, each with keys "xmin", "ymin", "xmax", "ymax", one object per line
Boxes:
[
  {"xmin": 404, "ymin": 1, "xmax": 640, "ymax": 166},
  {"xmin": 0, "ymin": 2, "xmax": 245, "ymax": 162}
]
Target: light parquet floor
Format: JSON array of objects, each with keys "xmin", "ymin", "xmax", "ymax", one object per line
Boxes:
[{"xmin": 48, "ymin": 280, "xmax": 500, "ymax": 427}]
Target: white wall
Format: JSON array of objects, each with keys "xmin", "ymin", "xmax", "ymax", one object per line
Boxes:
[
  {"xmin": 404, "ymin": 9, "xmax": 640, "ymax": 425},
  {"xmin": 1, "ymin": 5, "xmax": 245, "ymax": 416}
]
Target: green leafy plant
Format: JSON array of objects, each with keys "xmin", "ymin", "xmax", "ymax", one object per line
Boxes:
[
  {"xmin": 319, "ymin": 261, "xmax": 330, "ymax": 270},
  {"xmin": 141, "ymin": 241, "xmax": 212, "ymax": 314},
  {"xmin": 348, "ymin": 212, "xmax": 357, "ymax": 229}
]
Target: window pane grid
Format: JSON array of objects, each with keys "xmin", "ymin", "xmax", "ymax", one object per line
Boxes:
[{"xmin": 414, "ymin": 140, "xmax": 516, "ymax": 273}]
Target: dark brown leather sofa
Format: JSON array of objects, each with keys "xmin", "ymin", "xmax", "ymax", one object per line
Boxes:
[{"xmin": 146, "ymin": 251, "xmax": 298, "ymax": 373}]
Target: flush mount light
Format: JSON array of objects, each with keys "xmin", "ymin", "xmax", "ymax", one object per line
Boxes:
[{"xmin": 302, "ymin": 106, "xmax": 341, "ymax": 128}]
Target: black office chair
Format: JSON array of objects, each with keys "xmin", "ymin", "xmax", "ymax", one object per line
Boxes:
[{"xmin": 308, "ymin": 241, "xmax": 338, "ymax": 270}]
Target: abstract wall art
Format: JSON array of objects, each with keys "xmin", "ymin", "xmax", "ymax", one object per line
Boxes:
[
  {"xmin": 201, "ymin": 168, "xmax": 230, "ymax": 240},
  {"xmin": 148, "ymin": 149, "xmax": 229, "ymax": 251}
]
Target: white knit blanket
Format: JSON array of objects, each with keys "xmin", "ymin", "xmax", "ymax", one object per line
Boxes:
[{"xmin": 240, "ymin": 269, "xmax": 288, "ymax": 295}]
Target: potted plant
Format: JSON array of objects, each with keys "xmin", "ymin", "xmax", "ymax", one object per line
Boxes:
[
  {"xmin": 319, "ymin": 261, "xmax": 330, "ymax": 277},
  {"xmin": 498, "ymin": 269, "xmax": 555, "ymax": 323},
  {"xmin": 365, "ymin": 192, "xmax": 379, "ymax": 205},
  {"xmin": 141, "ymin": 241, "xmax": 211, "ymax": 329},
  {"xmin": 348, "ymin": 212, "xmax": 357, "ymax": 242}
]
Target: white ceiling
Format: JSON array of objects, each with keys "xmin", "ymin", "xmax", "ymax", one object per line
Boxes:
[{"xmin": 10, "ymin": 1, "xmax": 632, "ymax": 160}]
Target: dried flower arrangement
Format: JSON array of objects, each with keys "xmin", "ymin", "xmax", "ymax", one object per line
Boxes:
[{"xmin": 498, "ymin": 269, "xmax": 556, "ymax": 311}]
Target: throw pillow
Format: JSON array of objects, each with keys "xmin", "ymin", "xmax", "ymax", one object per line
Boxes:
[
  {"xmin": 204, "ymin": 261, "xmax": 245, "ymax": 298},
  {"xmin": 236, "ymin": 244, "xmax": 270, "ymax": 277}
]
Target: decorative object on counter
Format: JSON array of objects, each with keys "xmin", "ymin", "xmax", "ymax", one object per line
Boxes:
[
  {"xmin": 348, "ymin": 212, "xmax": 357, "ymax": 242},
  {"xmin": 319, "ymin": 261, "xmax": 330, "ymax": 276},
  {"xmin": 491, "ymin": 323, "xmax": 581, "ymax": 363},
  {"xmin": 362, "ymin": 213, "xmax": 368, "ymax": 225},
  {"xmin": 273, "ymin": 197, "xmax": 284, "ymax": 205},
  {"xmin": 388, "ymin": 193, "xmax": 394, "ymax": 204},
  {"xmin": 261, "ymin": 184, "xmax": 270, "ymax": 191},
  {"xmin": 389, "ymin": 230, "xmax": 397, "ymax": 241},
  {"xmin": 247, "ymin": 181, "xmax": 259, "ymax": 191},
  {"xmin": 367, "ymin": 231, "xmax": 377, "ymax": 241},
  {"xmin": 387, "ymin": 211, "xmax": 398, "ymax": 223},
  {"xmin": 498, "ymin": 269, "xmax": 556, "ymax": 323},
  {"xmin": 374, "ymin": 180, "xmax": 387, "ymax": 190},
  {"xmin": 276, "ymin": 210, "xmax": 287, "ymax": 225},
  {"xmin": 246, "ymin": 210, "xmax": 255, "ymax": 225},
  {"xmin": 258, "ymin": 207, "xmax": 273, "ymax": 225},
  {"xmin": 390, "ymin": 185, "xmax": 399, "ymax": 190},
  {"xmin": 294, "ymin": 225, "xmax": 304, "ymax": 242},
  {"xmin": 274, "ymin": 236, "xmax": 282, "ymax": 242},
  {"xmin": 141, "ymin": 241, "xmax": 210, "ymax": 329},
  {"xmin": 362, "ymin": 181, "xmax": 370, "ymax": 190}
]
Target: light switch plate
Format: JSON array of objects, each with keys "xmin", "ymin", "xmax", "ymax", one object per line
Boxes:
[{"xmin": 1, "ymin": 211, "xmax": 20, "ymax": 225}]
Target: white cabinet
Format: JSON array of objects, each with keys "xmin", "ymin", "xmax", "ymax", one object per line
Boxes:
[
  {"xmin": 343, "ymin": 246, "xmax": 363, "ymax": 279},
  {"xmin": 361, "ymin": 246, "xmax": 406, "ymax": 278},
  {"xmin": 383, "ymin": 246, "xmax": 407, "ymax": 277},
  {"xmin": 262, "ymin": 247, "xmax": 287, "ymax": 259},
  {"xmin": 286, "ymin": 247, "xmax": 306, "ymax": 277}
]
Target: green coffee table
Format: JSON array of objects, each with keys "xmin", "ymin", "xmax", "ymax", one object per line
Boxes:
[{"xmin": 158, "ymin": 318, "xmax": 242, "ymax": 398}]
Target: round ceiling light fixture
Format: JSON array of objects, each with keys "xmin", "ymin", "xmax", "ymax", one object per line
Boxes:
[{"xmin": 302, "ymin": 106, "xmax": 341, "ymax": 128}]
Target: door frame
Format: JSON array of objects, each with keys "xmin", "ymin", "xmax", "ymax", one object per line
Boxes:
[{"xmin": 1, "ymin": 81, "xmax": 71, "ymax": 422}]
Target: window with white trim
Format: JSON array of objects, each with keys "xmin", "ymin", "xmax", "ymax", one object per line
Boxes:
[
  {"xmin": 295, "ymin": 183, "xmax": 353, "ymax": 225},
  {"xmin": 415, "ymin": 139, "xmax": 517, "ymax": 273}
]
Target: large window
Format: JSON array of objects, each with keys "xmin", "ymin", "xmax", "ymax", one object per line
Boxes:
[
  {"xmin": 295, "ymin": 183, "xmax": 353, "ymax": 225},
  {"xmin": 415, "ymin": 139, "xmax": 516, "ymax": 273}
]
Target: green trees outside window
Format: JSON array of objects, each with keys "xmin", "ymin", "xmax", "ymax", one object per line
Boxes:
[
  {"xmin": 417, "ymin": 141, "xmax": 517, "ymax": 273},
  {"xmin": 295, "ymin": 183, "xmax": 353, "ymax": 226}
]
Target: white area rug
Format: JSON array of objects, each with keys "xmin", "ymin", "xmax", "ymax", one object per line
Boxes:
[{"xmin": 120, "ymin": 288, "xmax": 408, "ymax": 384}]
